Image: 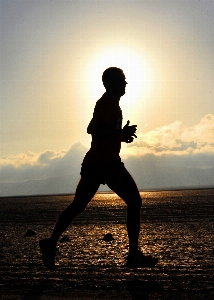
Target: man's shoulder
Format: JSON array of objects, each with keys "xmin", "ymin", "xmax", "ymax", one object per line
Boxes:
[
  {"xmin": 95, "ymin": 93, "xmax": 108, "ymax": 106},
  {"xmin": 93, "ymin": 93, "xmax": 122, "ymax": 120},
  {"xmin": 95, "ymin": 93, "xmax": 121, "ymax": 109},
  {"xmin": 94, "ymin": 94, "xmax": 109, "ymax": 113}
]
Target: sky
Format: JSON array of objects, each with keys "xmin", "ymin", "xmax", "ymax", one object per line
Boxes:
[{"xmin": 1, "ymin": 0, "xmax": 214, "ymax": 196}]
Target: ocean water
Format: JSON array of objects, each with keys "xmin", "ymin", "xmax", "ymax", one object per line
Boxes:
[{"xmin": 0, "ymin": 189, "xmax": 213, "ymax": 299}]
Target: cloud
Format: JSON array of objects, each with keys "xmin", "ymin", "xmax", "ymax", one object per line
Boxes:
[
  {"xmin": 124, "ymin": 153, "xmax": 214, "ymax": 190},
  {"xmin": 123, "ymin": 114, "xmax": 214, "ymax": 157},
  {"xmin": 1, "ymin": 116, "xmax": 214, "ymax": 196},
  {"xmin": 37, "ymin": 150, "xmax": 66, "ymax": 166},
  {"xmin": 120, "ymin": 114, "xmax": 214, "ymax": 190},
  {"xmin": 0, "ymin": 150, "xmax": 67, "ymax": 168},
  {"xmin": 0, "ymin": 152, "xmax": 40, "ymax": 168},
  {"xmin": 0, "ymin": 143, "xmax": 87, "ymax": 183}
]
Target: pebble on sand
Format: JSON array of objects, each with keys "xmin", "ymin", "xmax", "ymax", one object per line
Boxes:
[
  {"xmin": 24, "ymin": 229, "xmax": 36, "ymax": 237},
  {"xmin": 103, "ymin": 233, "xmax": 114, "ymax": 241},
  {"xmin": 60, "ymin": 235, "xmax": 70, "ymax": 243}
]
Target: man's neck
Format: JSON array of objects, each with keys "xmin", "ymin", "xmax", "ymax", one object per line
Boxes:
[{"xmin": 105, "ymin": 91, "xmax": 121, "ymax": 103}]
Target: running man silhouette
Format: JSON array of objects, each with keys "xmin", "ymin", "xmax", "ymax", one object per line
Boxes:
[{"xmin": 39, "ymin": 67, "xmax": 158, "ymax": 270}]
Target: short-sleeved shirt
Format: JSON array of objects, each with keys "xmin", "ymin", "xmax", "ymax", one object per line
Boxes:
[{"xmin": 83, "ymin": 93, "xmax": 122, "ymax": 170}]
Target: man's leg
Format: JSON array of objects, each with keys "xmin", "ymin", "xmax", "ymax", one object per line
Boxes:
[
  {"xmin": 39, "ymin": 177, "xmax": 100, "ymax": 270},
  {"xmin": 49, "ymin": 177, "xmax": 100, "ymax": 246},
  {"xmin": 106, "ymin": 167, "xmax": 142, "ymax": 255}
]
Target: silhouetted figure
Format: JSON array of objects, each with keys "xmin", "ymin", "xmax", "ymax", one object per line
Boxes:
[{"xmin": 39, "ymin": 67, "xmax": 158, "ymax": 270}]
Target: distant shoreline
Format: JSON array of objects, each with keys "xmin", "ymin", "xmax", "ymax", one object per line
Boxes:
[{"xmin": 1, "ymin": 186, "xmax": 214, "ymax": 199}]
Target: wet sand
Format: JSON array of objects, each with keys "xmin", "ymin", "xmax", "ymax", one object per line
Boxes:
[{"xmin": 0, "ymin": 190, "xmax": 214, "ymax": 299}]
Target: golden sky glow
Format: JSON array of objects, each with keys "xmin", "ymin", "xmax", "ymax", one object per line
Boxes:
[
  {"xmin": 1, "ymin": 0, "xmax": 214, "ymax": 195},
  {"xmin": 85, "ymin": 46, "xmax": 153, "ymax": 109},
  {"xmin": 1, "ymin": 0, "xmax": 214, "ymax": 157}
]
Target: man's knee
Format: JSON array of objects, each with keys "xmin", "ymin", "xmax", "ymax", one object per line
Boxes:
[
  {"xmin": 127, "ymin": 195, "xmax": 142, "ymax": 210},
  {"xmin": 136, "ymin": 195, "xmax": 142, "ymax": 209}
]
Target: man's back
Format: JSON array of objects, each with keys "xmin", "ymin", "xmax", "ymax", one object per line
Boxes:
[{"xmin": 83, "ymin": 93, "xmax": 122, "ymax": 169}]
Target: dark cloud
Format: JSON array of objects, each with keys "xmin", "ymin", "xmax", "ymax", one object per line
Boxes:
[
  {"xmin": 0, "ymin": 143, "xmax": 87, "ymax": 184},
  {"xmin": 124, "ymin": 153, "xmax": 214, "ymax": 190},
  {"xmin": 1, "ymin": 148, "xmax": 214, "ymax": 196},
  {"xmin": 1, "ymin": 116, "xmax": 214, "ymax": 196}
]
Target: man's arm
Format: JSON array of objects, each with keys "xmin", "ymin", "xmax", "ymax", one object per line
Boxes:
[
  {"xmin": 89, "ymin": 119, "xmax": 122, "ymax": 138},
  {"xmin": 87, "ymin": 119, "xmax": 137, "ymax": 142}
]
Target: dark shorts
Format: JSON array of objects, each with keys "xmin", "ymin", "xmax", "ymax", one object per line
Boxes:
[{"xmin": 80, "ymin": 162, "xmax": 125, "ymax": 185}]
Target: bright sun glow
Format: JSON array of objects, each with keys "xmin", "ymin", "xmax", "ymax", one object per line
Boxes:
[{"xmin": 85, "ymin": 47, "xmax": 153, "ymax": 110}]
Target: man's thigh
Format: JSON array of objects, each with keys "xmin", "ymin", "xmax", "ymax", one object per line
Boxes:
[
  {"xmin": 105, "ymin": 167, "xmax": 142, "ymax": 206},
  {"xmin": 71, "ymin": 177, "xmax": 100, "ymax": 209}
]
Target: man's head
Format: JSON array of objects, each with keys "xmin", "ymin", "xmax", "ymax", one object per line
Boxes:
[{"xmin": 102, "ymin": 67, "xmax": 127, "ymax": 97}]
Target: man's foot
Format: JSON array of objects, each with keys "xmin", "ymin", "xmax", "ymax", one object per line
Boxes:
[
  {"xmin": 39, "ymin": 238, "xmax": 56, "ymax": 270},
  {"xmin": 127, "ymin": 250, "xmax": 158, "ymax": 268}
]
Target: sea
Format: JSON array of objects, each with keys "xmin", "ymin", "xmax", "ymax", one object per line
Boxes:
[{"xmin": 0, "ymin": 189, "xmax": 213, "ymax": 299}]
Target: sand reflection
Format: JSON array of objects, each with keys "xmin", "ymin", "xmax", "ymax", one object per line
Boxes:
[{"xmin": 0, "ymin": 189, "xmax": 213, "ymax": 299}]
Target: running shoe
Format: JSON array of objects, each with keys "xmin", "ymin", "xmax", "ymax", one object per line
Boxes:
[
  {"xmin": 127, "ymin": 250, "xmax": 158, "ymax": 268},
  {"xmin": 39, "ymin": 238, "xmax": 56, "ymax": 270}
]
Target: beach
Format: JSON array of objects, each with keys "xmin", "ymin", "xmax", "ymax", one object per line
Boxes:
[{"xmin": 0, "ymin": 189, "xmax": 213, "ymax": 299}]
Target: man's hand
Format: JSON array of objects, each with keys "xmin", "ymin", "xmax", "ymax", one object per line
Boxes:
[
  {"xmin": 122, "ymin": 120, "xmax": 137, "ymax": 143},
  {"xmin": 123, "ymin": 136, "xmax": 134, "ymax": 143},
  {"xmin": 122, "ymin": 120, "xmax": 137, "ymax": 137}
]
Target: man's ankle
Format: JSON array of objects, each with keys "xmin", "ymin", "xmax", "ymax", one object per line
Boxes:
[
  {"xmin": 128, "ymin": 248, "xmax": 139, "ymax": 256},
  {"xmin": 49, "ymin": 237, "xmax": 57, "ymax": 248}
]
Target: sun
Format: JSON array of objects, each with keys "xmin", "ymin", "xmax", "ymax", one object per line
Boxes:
[{"xmin": 85, "ymin": 47, "xmax": 152, "ymax": 111}]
